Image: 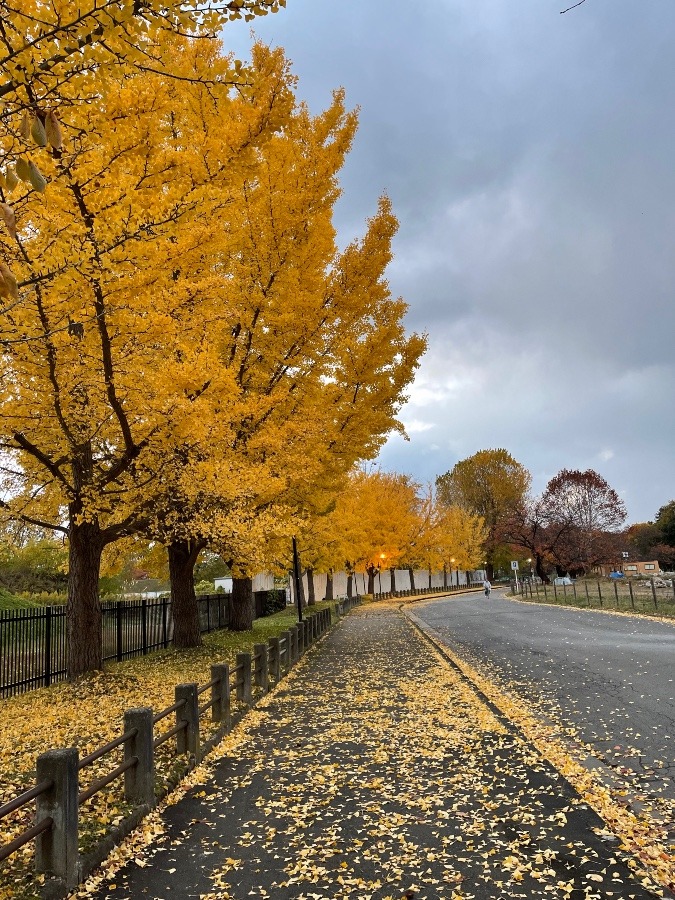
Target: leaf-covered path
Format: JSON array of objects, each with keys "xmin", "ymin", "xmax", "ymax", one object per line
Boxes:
[
  {"xmin": 413, "ymin": 590, "xmax": 675, "ymax": 809},
  {"xmin": 79, "ymin": 604, "xmax": 663, "ymax": 900}
]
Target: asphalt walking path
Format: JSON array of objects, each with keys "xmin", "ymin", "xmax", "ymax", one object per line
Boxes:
[{"xmin": 80, "ymin": 603, "xmax": 664, "ymax": 900}]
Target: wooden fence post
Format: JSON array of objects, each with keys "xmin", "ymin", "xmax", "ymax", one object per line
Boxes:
[
  {"xmin": 283, "ymin": 631, "xmax": 293, "ymax": 672},
  {"xmin": 211, "ymin": 664, "xmax": 231, "ymax": 732},
  {"xmin": 175, "ymin": 683, "xmax": 199, "ymax": 760},
  {"xmin": 287, "ymin": 627, "xmax": 296, "ymax": 666},
  {"xmin": 123, "ymin": 708, "xmax": 155, "ymax": 807},
  {"xmin": 35, "ymin": 748, "xmax": 79, "ymax": 890},
  {"xmin": 254, "ymin": 644, "xmax": 269, "ymax": 694},
  {"xmin": 269, "ymin": 637, "xmax": 281, "ymax": 682},
  {"xmin": 236, "ymin": 653, "xmax": 252, "ymax": 705}
]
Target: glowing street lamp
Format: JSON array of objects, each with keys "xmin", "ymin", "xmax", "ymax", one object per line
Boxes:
[
  {"xmin": 377, "ymin": 552, "xmax": 387, "ymax": 594},
  {"xmin": 450, "ymin": 557, "xmax": 458, "ymax": 588}
]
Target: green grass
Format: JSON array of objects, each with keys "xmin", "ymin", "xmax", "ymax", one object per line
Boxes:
[
  {"xmin": 517, "ymin": 579, "xmax": 675, "ymax": 618},
  {"xmin": 0, "ymin": 588, "xmax": 40, "ymax": 610}
]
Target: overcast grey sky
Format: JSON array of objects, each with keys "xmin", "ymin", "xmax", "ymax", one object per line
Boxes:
[{"xmin": 226, "ymin": 0, "xmax": 675, "ymax": 524}]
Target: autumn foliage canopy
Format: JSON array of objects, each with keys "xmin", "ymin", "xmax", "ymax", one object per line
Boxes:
[{"xmin": 0, "ymin": 26, "xmax": 427, "ymax": 673}]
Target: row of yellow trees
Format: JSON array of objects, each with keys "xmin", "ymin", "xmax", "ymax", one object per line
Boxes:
[
  {"xmin": 0, "ymin": 29, "xmax": 428, "ymax": 675},
  {"xmin": 292, "ymin": 469, "xmax": 487, "ymax": 600}
]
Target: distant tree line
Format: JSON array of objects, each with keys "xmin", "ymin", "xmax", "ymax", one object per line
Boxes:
[{"xmin": 436, "ymin": 449, "xmax": 673, "ymax": 583}]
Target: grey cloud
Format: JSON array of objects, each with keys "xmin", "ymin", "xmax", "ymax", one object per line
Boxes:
[{"xmin": 224, "ymin": 0, "xmax": 675, "ymax": 522}]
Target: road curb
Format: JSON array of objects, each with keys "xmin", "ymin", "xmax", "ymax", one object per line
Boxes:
[{"xmin": 402, "ymin": 602, "xmax": 675, "ymax": 896}]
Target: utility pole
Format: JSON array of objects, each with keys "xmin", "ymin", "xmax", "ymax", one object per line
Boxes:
[{"xmin": 292, "ymin": 536, "xmax": 303, "ymax": 622}]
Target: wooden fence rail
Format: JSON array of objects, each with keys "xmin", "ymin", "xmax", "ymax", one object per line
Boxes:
[{"xmin": 0, "ymin": 601, "xmax": 353, "ymax": 895}]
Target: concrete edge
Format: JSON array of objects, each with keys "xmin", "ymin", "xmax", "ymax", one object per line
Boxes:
[{"xmin": 403, "ymin": 603, "xmax": 675, "ymax": 864}]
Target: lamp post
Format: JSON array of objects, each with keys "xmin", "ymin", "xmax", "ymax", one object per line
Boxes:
[
  {"xmin": 527, "ymin": 558, "xmax": 533, "ymax": 582},
  {"xmin": 292, "ymin": 536, "xmax": 303, "ymax": 622},
  {"xmin": 450, "ymin": 557, "xmax": 458, "ymax": 588}
]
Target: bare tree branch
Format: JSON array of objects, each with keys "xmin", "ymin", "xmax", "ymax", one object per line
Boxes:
[{"xmin": 561, "ymin": 0, "xmax": 587, "ymax": 13}]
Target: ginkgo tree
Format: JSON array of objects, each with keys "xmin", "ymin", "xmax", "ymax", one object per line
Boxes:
[
  {"xmin": 329, "ymin": 469, "xmax": 424, "ymax": 594},
  {"xmin": 436, "ymin": 449, "xmax": 530, "ymax": 581},
  {"xmin": 0, "ymin": 37, "xmax": 294, "ymax": 675},
  {"xmin": 142, "ymin": 93, "xmax": 426, "ymax": 636},
  {"xmin": 0, "ymin": 0, "xmax": 289, "ymax": 260},
  {"xmin": 324, "ymin": 469, "xmax": 486, "ymax": 595},
  {"xmin": 397, "ymin": 486, "xmax": 486, "ymax": 589},
  {"xmin": 0, "ymin": 0, "xmax": 284, "ymax": 130}
]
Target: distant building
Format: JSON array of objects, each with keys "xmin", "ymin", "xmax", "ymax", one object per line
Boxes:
[
  {"xmin": 598, "ymin": 560, "xmax": 661, "ymax": 577},
  {"xmin": 621, "ymin": 560, "xmax": 661, "ymax": 577},
  {"xmin": 214, "ymin": 573, "xmax": 275, "ymax": 593},
  {"xmin": 214, "ymin": 576, "xmax": 233, "ymax": 593}
]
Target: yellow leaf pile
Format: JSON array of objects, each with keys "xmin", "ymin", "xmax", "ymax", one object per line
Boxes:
[
  {"xmin": 70, "ymin": 603, "xmax": 671, "ymax": 900},
  {"xmin": 0, "ymin": 604, "xmax": 319, "ymax": 898},
  {"xmin": 409, "ymin": 602, "xmax": 675, "ymax": 895}
]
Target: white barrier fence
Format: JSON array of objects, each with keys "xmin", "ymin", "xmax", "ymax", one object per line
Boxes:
[{"xmin": 289, "ymin": 568, "xmax": 484, "ymax": 604}]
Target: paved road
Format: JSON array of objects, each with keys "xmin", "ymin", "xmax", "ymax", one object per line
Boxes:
[
  {"xmin": 414, "ymin": 592, "xmax": 675, "ymax": 811},
  {"xmin": 84, "ymin": 605, "xmax": 661, "ymax": 900}
]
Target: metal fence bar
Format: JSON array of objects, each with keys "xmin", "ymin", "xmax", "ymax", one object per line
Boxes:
[
  {"xmin": 0, "ymin": 594, "xmax": 233, "ymax": 699},
  {"xmin": 0, "ymin": 599, "xmax": 367, "ymax": 879}
]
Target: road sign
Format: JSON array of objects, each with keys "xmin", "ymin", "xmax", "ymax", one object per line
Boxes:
[{"xmin": 511, "ymin": 560, "xmax": 519, "ymax": 570}]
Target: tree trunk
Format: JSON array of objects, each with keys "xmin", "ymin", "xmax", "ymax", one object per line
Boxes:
[
  {"xmin": 486, "ymin": 561, "xmax": 495, "ymax": 582},
  {"xmin": 230, "ymin": 576, "xmax": 254, "ymax": 631},
  {"xmin": 347, "ymin": 573, "xmax": 353, "ymax": 599},
  {"xmin": 428, "ymin": 567, "xmax": 432, "ymax": 590},
  {"xmin": 306, "ymin": 567, "xmax": 316, "ymax": 606},
  {"xmin": 535, "ymin": 555, "xmax": 549, "ymax": 583},
  {"xmin": 443, "ymin": 564, "xmax": 448, "ymax": 589},
  {"xmin": 408, "ymin": 566, "xmax": 416, "ymax": 592},
  {"xmin": 390, "ymin": 567, "xmax": 396, "ymax": 593},
  {"xmin": 67, "ymin": 518, "xmax": 105, "ymax": 678},
  {"xmin": 367, "ymin": 565, "xmax": 375, "ymax": 595},
  {"xmin": 168, "ymin": 539, "xmax": 204, "ymax": 648},
  {"xmin": 325, "ymin": 569, "xmax": 334, "ymax": 602}
]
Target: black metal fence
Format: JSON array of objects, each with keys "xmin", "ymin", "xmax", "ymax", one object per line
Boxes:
[
  {"xmin": 0, "ymin": 593, "xmax": 235, "ymax": 699},
  {"xmin": 0, "ymin": 603, "xmax": 344, "ymax": 890}
]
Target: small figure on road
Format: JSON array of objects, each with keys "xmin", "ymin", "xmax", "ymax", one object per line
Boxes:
[{"xmin": 483, "ymin": 578, "xmax": 492, "ymax": 597}]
